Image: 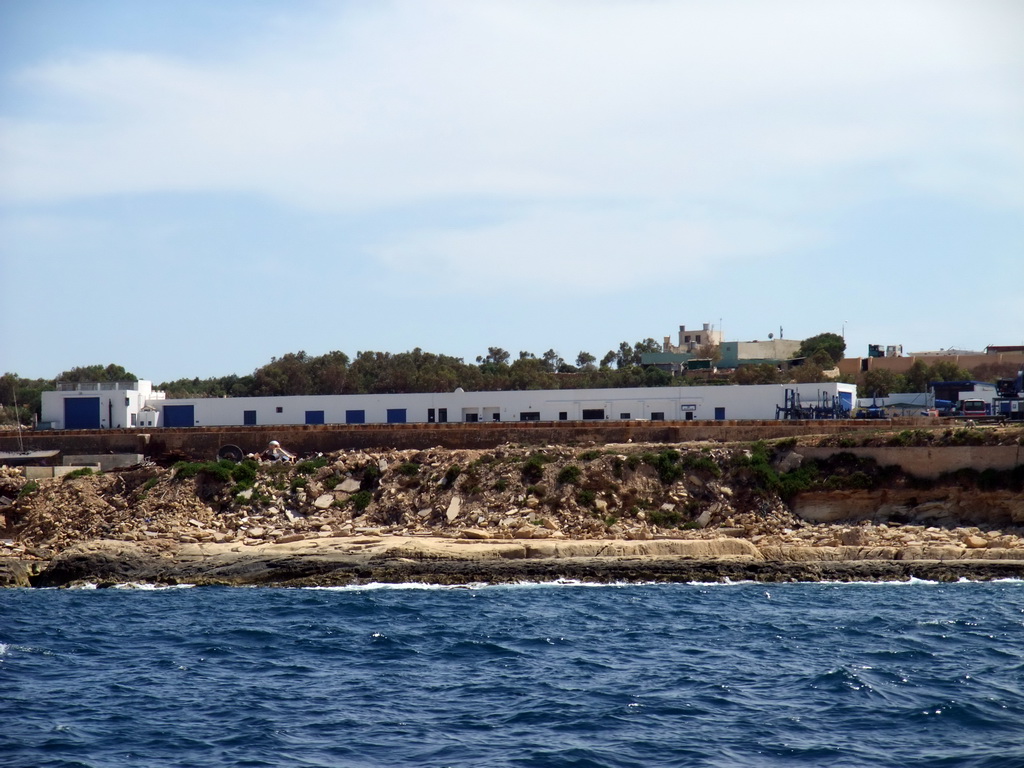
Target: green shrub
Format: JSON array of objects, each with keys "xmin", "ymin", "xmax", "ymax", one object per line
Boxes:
[
  {"xmin": 138, "ymin": 477, "xmax": 160, "ymax": 498},
  {"xmin": 949, "ymin": 428, "xmax": 986, "ymax": 446},
  {"xmin": 290, "ymin": 477, "xmax": 308, "ymax": 491},
  {"xmin": 173, "ymin": 460, "xmax": 228, "ymax": 482},
  {"xmin": 640, "ymin": 449, "xmax": 717, "ymax": 485},
  {"xmin": 493, "ymin": 478, "xmax": 508, "ymax": 492},
  {"xmin": 230, "ymin": 460, "xmax": 257, "ymax": 488},
  {"xmin": 777, "ymin": 463, "xmax": 819, "ymax": 497},
  {"xmin": 360, "ymin": 462, "xmax": 383, "ymax": 490},
  {"xmin": 396, "ymin": 462, "xmax": 420, "ymax": 477},
  {"xmin": 526, "ymin": 484, "xmax": 547, "ymax": 499},
  {"xmin": 350, "ymin": 490, "xmax": 373, "ymax": 511},
  {"xmin": 648, "ymin": 508, "xmax": 684, "ymax": 528},
  {"xmin": 680, "ymin": 453, "xmax": 721, "ymax": 476},
  {"xmin": 521, "ymin": 453, "xmax": 551, "ymax": 484},
  {"xmin": 295, "ymin": 457, "xmax": 329, "ymax": 476},
  {"xmin": 579, "ymin": 450, "xmax": 603, "ymax": 462},
  {"xmin": 557, "ymin": 465, "xmax": 582, "ymax": 485},
  {"xmin": 612, "ymin": 457, "xmax": 625, "ymax": 479},
  {"xmin": 174, "ymin": 459, "xmax": 256, "ymax": 486},
  {"xmin": 443, "ymin": 465, "xmax": 462, "ymax": 487},
  {"xmin": 774, "ymin": 437, "xmax": 798, "ymax": 452},
  {"xmin": 576, "ymin": 489, "xmax": 596, "ymax": 507},
  {"xmin": 18, "ymin": 480, "xmax": 39, "ymax": 498}
]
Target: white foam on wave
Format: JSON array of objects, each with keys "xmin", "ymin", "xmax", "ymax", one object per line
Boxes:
[
  {"xmin": 304, "ymin": 578, "xmax": 656, "ymax": 592},
  {"xmin": 110, "ymin": 582, "xmax": 196, "ymax": 590},
  {"xmin": 304, "ymin": 582, "xmax": 489, "ymax": 592},
  {"xmin": 64, "ymin": 582, "xmax": 196, "ymax": 590}
]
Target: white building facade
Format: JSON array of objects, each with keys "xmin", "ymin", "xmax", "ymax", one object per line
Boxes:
[
  {"xmin": 40, "ymin": 381, "xmax": 166, "ymax": 430},
  {"xmin": 41, "ymin": 381, "xmax": 856, "ymax": 429}
]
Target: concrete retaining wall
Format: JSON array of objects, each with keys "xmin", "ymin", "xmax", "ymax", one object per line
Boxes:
[{"xmin": 800, "ymin": 445, "xmax": 1023, "ymax": 478}]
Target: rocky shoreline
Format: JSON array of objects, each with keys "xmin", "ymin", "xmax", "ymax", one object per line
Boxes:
[
  {"xmin": 3, "ymin": 432, "xmax": 1023, "ymax": 587},
  {"xmin": 3, "ymin": 536, "xmax": 1021, "ymax": 589}
]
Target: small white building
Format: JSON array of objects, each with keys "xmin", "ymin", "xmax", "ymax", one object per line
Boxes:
[
  {"xmin": 40, "ymin": 381, "xmax": 856, "ymax": 429},
  {"xmin": 41, "ymin": 381, "xmax": 165, "ymax": 430}
]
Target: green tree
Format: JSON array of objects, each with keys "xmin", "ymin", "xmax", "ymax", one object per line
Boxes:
[
  {"xmin": 734, "ymin": 364, "xmax": 784, "ymax": 385},
  {"xmin": 540, "ymin": 349, "xmax": 564, "ymax": 373},
  {"xmin": 861, "ymin": 369, "xmax": 906, "ymax": 398},
  {"xmin": 57, "ymin": 363, "xmax": 136, "ymax": 383},
  {"xmin": 791, "ymin": 361, "xmax": 826, "ymax": 383},
  {"xmin": 798, "ymin": 333, "xmax": 846, "ymax": 364},
  {"xmin": 575, "ymin": 351, "xmax": 597, "ymax": 370},
  {"xmin": 476, "ymin": 347, "xmax": 510, "ymax": 366},
  {"xmin": 928, "ymin": 360, "xmax": 971, "ymax": 383},
  {"xmin": 902, "ymin": 359, "xmax": 932, "ymax": 392}
]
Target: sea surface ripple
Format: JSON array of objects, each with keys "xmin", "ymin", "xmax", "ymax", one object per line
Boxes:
[{"xmin": 2, "ymin": 581, "xmax": 1023, "ymax": 768}]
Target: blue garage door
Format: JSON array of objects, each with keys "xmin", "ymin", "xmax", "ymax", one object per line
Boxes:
[
  {"xmin": 244, "ymin": 410, "xmax": 257, "ymax": 425},
  {"xmin": 386, "ymin": 408, "xmax": 407, "ymax": 424},
  {"xmin": 163, "ymin": 405, "xmax": 195, "ymax": 428},
  {"xmin": 346, "ymin": 410, "xmax": 365, "ymax": 424},
  {"xmin": 65, "ymin": 397, "xmax": 101, "ymax": 429},
  {"xmin": 305, "ymin": 410, "xmax": 325, "ymax": 425},
  {"xmin": 839, "ymin": 392, "xmax": 853, "ymax": 413}
]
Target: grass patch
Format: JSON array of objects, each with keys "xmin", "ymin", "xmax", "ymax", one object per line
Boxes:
[
  {"xmin": 18, "ymin": 480, "xmax": 39, "ymax": 498},
  {"xmin": 396, "ymin": 461, "xmax": 421, "ymax": 477},
  {"xmin": 62, "ymin": 467, "xmax": 95, "ymax": 480}
]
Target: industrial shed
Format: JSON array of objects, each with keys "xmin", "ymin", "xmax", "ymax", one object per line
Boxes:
[{"xmin": 40, "ymin": 381, "xmax": 856, "ymax": 429}]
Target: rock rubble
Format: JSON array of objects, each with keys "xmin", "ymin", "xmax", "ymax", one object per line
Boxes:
[{"xmin": 2, "ymin": 439, "xmax": 1023, "ymax": 581}]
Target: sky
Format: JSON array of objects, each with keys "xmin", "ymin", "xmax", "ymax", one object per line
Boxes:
[{"xmin": 1, "ymin": 0, "xmax": 1022, "ymax": 385}]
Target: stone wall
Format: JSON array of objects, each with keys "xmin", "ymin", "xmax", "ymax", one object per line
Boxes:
[{"xmin": 0, "ymin": 419, "xmax": 937, "ymax": 461}]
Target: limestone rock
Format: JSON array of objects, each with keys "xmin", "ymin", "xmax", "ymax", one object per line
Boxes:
[
  {"xmin": 446, "ymin": 496, "xmax": 462, "ymax": 523},
  {"xmin": 313, "ymin": 494, "xmax": 334, "ymax": 510},
  {"xmin": 459, "ymin": 528, "xmax": 492, "ymax": 540},
  {"xmin": 336, "ymin": 478, "xmax": 361, "ymax": 494}
]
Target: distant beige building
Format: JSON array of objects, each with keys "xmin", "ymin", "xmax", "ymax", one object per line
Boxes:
[
  {"xmin": 837, "ymin": 349, "xmax": 1024, "ymax": 377},
  {"xmin": 663, "ymin": 323, "xmax": 723, "ymax": 354}
]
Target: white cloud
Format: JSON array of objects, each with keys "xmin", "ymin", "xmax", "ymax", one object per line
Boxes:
[
  {"xmin": 373, "ymin": 202, "xmax": 820, "ymax": 294},
  {"xmin": 2, "ymin": 0, "xmax": 1021, "ymax": 209}
]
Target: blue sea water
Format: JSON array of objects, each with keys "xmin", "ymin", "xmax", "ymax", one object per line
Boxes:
[{"xmin": 2, "ymin": 581, "xmax": 1023, "ymax": 768}]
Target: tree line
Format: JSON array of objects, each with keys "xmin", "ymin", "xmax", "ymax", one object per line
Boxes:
[{"xmin": 3, "ymin": 333, "xmax": 1015, "ymax": 424}]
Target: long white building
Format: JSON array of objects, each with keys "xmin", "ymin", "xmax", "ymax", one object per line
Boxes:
[{"xmin": 41, "ymin": 381, "xmax": 856, "ymax": 429}]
